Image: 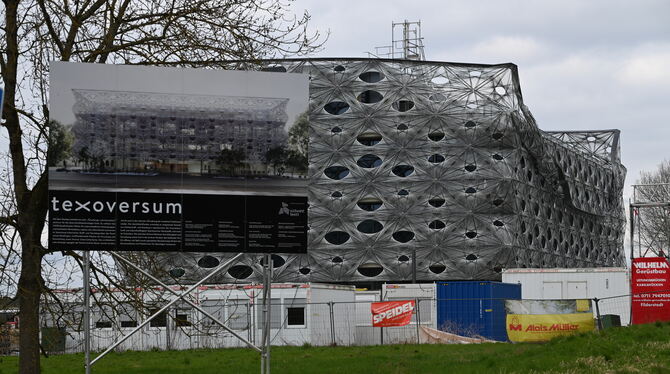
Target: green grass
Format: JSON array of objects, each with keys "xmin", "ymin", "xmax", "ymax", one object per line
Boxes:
[{"xmin": 3, "ymin": 323, "xmax": 670, "ymax": 373}]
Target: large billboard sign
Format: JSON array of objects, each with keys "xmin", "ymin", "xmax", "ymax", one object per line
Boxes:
[
  {"xmin": 632, "ymin": 257, "xmax": 670, "ymax": 324},
  {"xmin": 48, "ymin": 62, "xmax": 309, "ymax": 253}
]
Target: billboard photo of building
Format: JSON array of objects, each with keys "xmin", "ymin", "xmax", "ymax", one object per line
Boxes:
[{"xmin": 49, "ymin": 62, "xmax": 309, "ymax": 195}]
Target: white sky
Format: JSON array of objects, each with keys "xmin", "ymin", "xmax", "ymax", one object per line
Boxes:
[{"xmin": 293, "ymin": 0, "xmax": 670, "ymax": 200}]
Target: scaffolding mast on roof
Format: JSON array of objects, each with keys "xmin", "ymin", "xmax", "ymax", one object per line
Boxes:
[{"xmin": 367, "ymin": 20, "xmax": 425, "ymax": 60}]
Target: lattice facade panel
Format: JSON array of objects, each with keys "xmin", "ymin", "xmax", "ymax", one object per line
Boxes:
[{"xmin": 150, "ymin": 59, "xmax": 626, "ymax": 284}]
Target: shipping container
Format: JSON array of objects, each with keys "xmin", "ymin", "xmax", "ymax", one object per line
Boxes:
[
  {"xmin": 437, "ymin": 281, "xmax": 521, "ymax": 341},
  {"xmin": 502, "ymin": 268, "xmax": 630, "ymax": 325}
]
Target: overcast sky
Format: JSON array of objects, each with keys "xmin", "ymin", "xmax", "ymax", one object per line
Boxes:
[{"xmin": 293, "ymin": 0, "xmax": 670, "ymax": 200}]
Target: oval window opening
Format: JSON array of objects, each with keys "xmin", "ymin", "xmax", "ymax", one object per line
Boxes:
[
  {"xmin": 429, "ymin": 220, "xmax": 446, "ymax": 230},
  {"xmin": 357, "ymin": 90, "xmax": 383, "ymax": 104},
  {"xmin": 168, "ymin": 268, "xmax": 185, "ymax": 278},
  {"xmin": 357, "ymin": 219, "xmax": 383, "ymax": 234},
  {"xmin": 429, "ymin": 264, "xmax": 446, "ymax": 274},
  {"xmin": 392, "ymin": 231, "xmax": 415, "ymax": 243},
  {"xmin": 428, "ymin": 131, "xmax": 445, "ymax": 141},
  {"xmin": 357, "ymin": 132, "xmax": 383, "ymax": 146},
  {"xmin": 465, "ymin": 231, "xmax": 478, "ymax": 239},
  {"xmin": 333, "ymin": 65, "xmax": 345, "ymax": 72},
  {"xmin": 324, "ymin": 166, "xmax": 349, "ymax": 180},
  {"xmin": 397, "ymin": 123, "xmax": 409, "ymax": 131},
  {"xmin": 357, "ymin": 197, "xmax": 383, "ymax": 211},
  {"xmin": 465, "ymin": 254, "xmax": 478, "ymax": 261},
  {"xmin": 493, "ymin": 220, "xmax": 505, "ymax": 227},
  {"xmin": 332, "ymin": 256, "xmax": 343, "ymax": 264},
  {"xmin": 392, "ymin": 100, "xmax": 414, "ymax": 112},
  {"xmin": 259, "ymin": 255, "xmax": 285, "ymax": 268},
  {"xmin": 493, "ymin": 199, "xmax": 504, "ymax": 206},
  {"xmin": 324, "ymin": 102, "xmax": 350, "ymax": 115},
  {"xmin": 324, "ymin": 231, "xmax": 350, "ymax": 245},
  {"xmin": 357, "ymin": 154, "xmax": 383, "ymax": 168},
  {"xmin": 299, "ymin": 267, "xmax": 311, "ymax": 275},
  {"xmin": 357, "ymin": 263, "xmax": 384, "ymax": 277},
  {"xmin": 331, "ymin": 126, "xmax": 342, "ymax": 134},
  {"xmin": 429, "ymin": 198, "xmax": 445, "ymax": 207},
  {"xmin": 228, "ymin": 265, "xmax": 253, "ymax": 279},
  {"xmin": 428, "ymin": 154, "xmax": 445, "ymax": 163},
  {"xmin": 465, "ymin": 187, "xmax": 477, "ymax": 194},
  {"xmin": 392, "ymin": 165, "xmax": 414, "ymax": 177},
  {"xmin": 359, "ymin": 71, "xmax": 384, "ymax": 83},
  {"xmin": 331, "ymin": 191, "xmax": 343, "ymax": 198},
  {"xmin": 464, "ymin": 121, "xmax": 476, "ymax": 128},
  {"xmin": 397, "ymin": 189, "xmax": 409, "ymax": 196},
  {"xmin": 198, "ymin": 255, "xmax": 220, "ymax": 268},
  {"xmin": 431, "ymin": 76, "xmax": 449, "ymax": 85},
  {"xmin": 464, "ymin": 164, "xmax": 477, "ymax": 172},
  {"xmin": 492, "ymin": 154, "xmax": 504, "ymax": 161},
  {"xmin": 398, "ymin": 255, "xmax": 410, "ymax": 262}
]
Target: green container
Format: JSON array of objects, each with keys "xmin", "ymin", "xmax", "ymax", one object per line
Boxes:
[
  {"xmin": 599, "ymin": 314, "xmax": 621, "ymax": 329},
  {"xmin": 41, "ymin": 327, "xmax": 66, "ymax": 353}
]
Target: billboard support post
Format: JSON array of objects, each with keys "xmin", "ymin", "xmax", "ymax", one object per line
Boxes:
[
  {"xmin": 261, "ymin": 253, "xmax": 272, "ymax": 374},
  {"xmin": 83, "ymin": 251, "xmax": 91, "ymax": 374}
]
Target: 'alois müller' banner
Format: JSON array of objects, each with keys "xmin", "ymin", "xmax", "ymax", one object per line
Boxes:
[
  {"xmin": 49, "ymin": 190, "xmax": 307, "ymax": 253},
  {"xmin": 371, "ymin": 300, "xmax": 415, "ymax": 327},
  {"xmin": 632, "ymin": 257, "xmax": 670, "ymax": 324},
  {"xmin": 505, "ymin": 299, "xmax": 594, "ymax": 342}
]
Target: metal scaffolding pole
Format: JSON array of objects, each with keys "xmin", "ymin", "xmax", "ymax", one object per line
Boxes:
[{"xmin": 83, "ymin": 251, "xmax": 91, "ymax": 374}]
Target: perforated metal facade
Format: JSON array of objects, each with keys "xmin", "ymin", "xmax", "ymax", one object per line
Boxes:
[{"xmin": 155, "ymin": 58, "xmax": 626, "ymax": 284}]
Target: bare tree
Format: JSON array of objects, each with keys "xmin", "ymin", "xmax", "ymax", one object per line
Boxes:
[
  {"xmin": 635, "ymin": 160, "xmax": 670, "ymax": 257},
  {"xmin": 0, "ymin": 1, "xmax": 324, "ymax": 372}
]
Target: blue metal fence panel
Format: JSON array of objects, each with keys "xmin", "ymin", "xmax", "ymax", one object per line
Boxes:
[{"xmin": 437, "ymin": 281, "xmax": 521, "ymax": 341}]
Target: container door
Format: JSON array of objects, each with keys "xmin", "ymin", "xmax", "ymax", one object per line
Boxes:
[
  {"xmin": 542, "ymin": 282, "xmax": 563, "ymax": 299},
  {"xmin": 567, "ymin": 281, "xmax": 588, "ymax": 299}
]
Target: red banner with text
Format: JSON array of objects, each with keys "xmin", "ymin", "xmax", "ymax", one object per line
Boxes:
[
  {"xmin": 371, "ymin": 300, "xmax": 415, "ymax": 327},
  {"xmin": 632, "ymin": 257, "xmax": 670, "ymax": 324}
]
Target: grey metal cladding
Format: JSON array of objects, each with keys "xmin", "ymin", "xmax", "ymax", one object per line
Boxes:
[{"xmin": 158, "ymin": 58, "xmax": 627, "ymax": 283}]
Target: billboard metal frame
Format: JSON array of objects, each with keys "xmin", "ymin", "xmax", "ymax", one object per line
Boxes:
[{"xmin": 81, "ymin": 251, "xmax": 274, "ymax": 374}]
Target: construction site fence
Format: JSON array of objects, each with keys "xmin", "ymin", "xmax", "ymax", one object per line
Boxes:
[{"xmin": 0, "ymin": 293, "xmax": 654, "ymax": 355}]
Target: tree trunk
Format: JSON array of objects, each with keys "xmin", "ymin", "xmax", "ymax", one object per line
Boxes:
[{"xmin": 18, "ymin": 222, "xmax": 42, "ymax": 374}]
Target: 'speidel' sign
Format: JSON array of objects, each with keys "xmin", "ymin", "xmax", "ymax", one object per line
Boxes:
[{"xmin": 371, "ymin": 300, "xmax": 415, "ymax": 327}]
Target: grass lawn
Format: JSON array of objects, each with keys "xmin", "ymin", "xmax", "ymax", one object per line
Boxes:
[{"xmin": 3, "ymin": 322, "xmax": 670, "ymax": 374}]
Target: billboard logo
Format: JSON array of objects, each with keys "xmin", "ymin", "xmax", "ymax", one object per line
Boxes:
[
  {"xmin": 278, "ymin": 202, "xmax": 304, "ymax": 217},
  {"xmin": 634, "ymin": 261, "xmax": 669, "ymax": 269},
  {"xmin": 509, "ymin": 316, "xmax": 522, "ymax": 331}
]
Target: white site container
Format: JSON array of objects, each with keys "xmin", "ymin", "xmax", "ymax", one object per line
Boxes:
[
  {"xmin": 502, "ymin": 268, "xmax": 631, "ymax": 325},
  {"xmin": 354, "ymin": 290, "xmax": 381, "ymax": 345},
  {"xmin": 48, "ymin": 282, "xmax": 355, "ymax": 353},
  {"xmin": 380, "ymin": 284, "xmax": 437, "ymax": 344}
]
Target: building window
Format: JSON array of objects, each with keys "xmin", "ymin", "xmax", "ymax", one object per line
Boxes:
[
  {"xmin": 285, "ymin": 298, "xmax": 306, "ymax": 328},
  {"xmin": 149, "ymin": 308, "xmax": 167, "ymax": 328},
  {"xmin": 119, "ymin": 305, "xmax": 138, "ymax": 328},
  {"xmin": 175, "ymin": 310, "xmax": 192, "ymax": 327}
]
